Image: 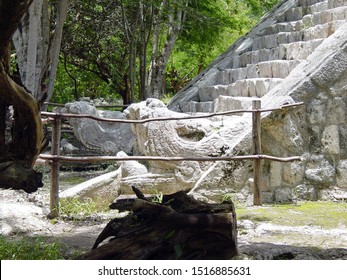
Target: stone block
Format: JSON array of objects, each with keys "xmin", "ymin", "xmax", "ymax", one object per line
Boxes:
[
  {"xmin": 239, "ymin": 53, "xmax": 251, "ymax": 67},
  {"xmin": 332, "ymin": 6, "xmax": 347, "ymax": 20},
  {"xmin": 262, "ymin": 191, "xmax": 274, "ymax": 204},
  {"xmin": 255, "ymin": 79, "xmax": 269, "ymax": 97},
  {"xmin": 318, "ymin": 187, "xmax": 347, "ymax": 201},
  {"xmin": 271, "ymin": 61, "xmax": 288, "ymax": 78},
  {"xmin": 234, "ymin": 68, "xmax": 247, "ymax": 83},
  {"xmin": 239, "ymin": 80, "xmax": 249, "ymax": 97},
  {"xmin": 252, "ymin": 37, "xmax": 260, "ymax": 51},
  {"xmin": 274, "ymin": 187, "xmax": 293, "ymax": 203},
  {"xmin": 269, "ymin": 161, "xmax": 282, "ymax": 188},
  {"xmin": 180, "ymin": 102, "xmax": 192, "ymax": 113},
  {"xmin": 277, "ymin": 32, "xmax": 288, "ymax": 45},
  {"xmin": 265, "ymin": 34, "xmax": 278, "ymax": 49},
  {"xmin": 198, "ymin": 86, "xmax": 223, "ymax": 102},
  {"xmin": 258, "ymin": 62, "xmax": 272, "ymax": 78},
  {"xmin": 283, "ymin": 161, "xmax": 304, "ymax": 186},
  {"xmin": 310, "ymin": 51, "xmax": 347, "ymax": 89},
  {"xmin": 213, "ymin": 96, "xmax": 259, "ymax": 113},
  {"xmin": 268, "ymin": 47, "xmax": 280, "ymax": 60},
  {"xmin": 248, "ymin": 80, "xmax": 256, "ymax": 97},
  {"xmin": 231, "ymin": 55, "xmax": 240, "ymax": 68},
  {"xmin": 251, "ymin": 51, "xmax": 260, "ymax": 64},
  {"xmin": 196, "ymin": 102, "xmax": 214, "ymax": 113},
  {"xmin": 293, "ymin": 184, "xmax": 317, "ymax": 201},
  {"xmin": 216, "ymin": 70, "xmax": 228, "ymax": 85},
  {"xmin": 307, "ymin": 99, "xmax": 326, "ymax": 125},
  {"xmin": 320, "ymin": 10, "xmax": 334, "ymax": 24},
  {"xmin": 305, "ymin": 156, "xmax": 335, "ymax": 185},
  {"xmin": 321, "ymin": 125, "xmax": 340, "ymax": 155},
  {"xmin": 310, "ymin": 1, "xmax": 328, "ymax": 13},
  {"xmin": 337, "ymin": 160, "xmax": 347, "ymax": 189},
  {"xmin": 339, "ymin": 125, "xmax": 347, "ymax": 158},
  {"xmin": 326, "ymin": 97, "xmax": 346, "ymax": 124},
  {"xmin": 258, "ymin": 49, "xmax": 270, "ymax": 62},
  {"xmin": 246, "ymin": 64, "xmax": 259, "ymax": 79}
]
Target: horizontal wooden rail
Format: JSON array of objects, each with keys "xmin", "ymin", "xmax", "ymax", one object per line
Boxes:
[
  {"xmin": 42, "ymin": 100, "xmax": 304, "ymax": 217},
  {"xmin": 41, "ymin": 102, "xmax": 303, "ymax": 124},
  {"xmin": 39, "ymin": 154, "xmax": 302, "ymax": 163}
]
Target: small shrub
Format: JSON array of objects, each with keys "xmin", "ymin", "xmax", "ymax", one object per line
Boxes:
[{"xmin": 59, "ymin": 197, "xmax": 99, "ymax": 218}]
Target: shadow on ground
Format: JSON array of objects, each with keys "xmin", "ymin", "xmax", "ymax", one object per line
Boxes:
[{"xmin": 238, "ymin": 242, "xmax": 347, "ymax": 260}]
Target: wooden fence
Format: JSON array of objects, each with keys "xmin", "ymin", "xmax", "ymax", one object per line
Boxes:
[{"xmin": 40, "ymin": 101, "xmax": 303, "ymax": 218}]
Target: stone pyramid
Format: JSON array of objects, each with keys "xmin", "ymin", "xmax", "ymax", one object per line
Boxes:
[
  {"xmin": 164, "ymin": 0, "xmax": 347, "ymax": 202},
  {"xmin": 168, "ymin": 0, "xmax": 347, "ymax": 114}
]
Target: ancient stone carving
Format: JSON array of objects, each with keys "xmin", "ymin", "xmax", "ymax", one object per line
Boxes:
[{"xmin": 63, "ymin": 101, "xmax": 135, "ymax": 155}]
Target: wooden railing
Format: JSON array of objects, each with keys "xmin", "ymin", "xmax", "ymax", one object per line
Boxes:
[{"xmin": 40, "ymin": 101, "xmax": 303, "ymax": 218}]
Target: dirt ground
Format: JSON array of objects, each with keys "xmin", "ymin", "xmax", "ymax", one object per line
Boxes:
[{"xmin": 1, "ymin": 185, "xmax": 346, "ymax": 260}]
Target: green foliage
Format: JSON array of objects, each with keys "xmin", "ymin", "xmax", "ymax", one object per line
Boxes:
[
  {"xmin": 151, "ymin": 192, "xmax": 164, "ymax": 204},
  {"xmin": 55, "ymin": 0, "xmax": 281, "ymax": 103},
  {"xmin": 59, "ymin": 197, "xmax": 101, "ymax": 218},
  {"xmin": 53, "ymin": 60, "xmax": 118, "ymax": 104},
  {"xmin": 0, "ymin": 236, "xmax": 64, "ymax": 260}
]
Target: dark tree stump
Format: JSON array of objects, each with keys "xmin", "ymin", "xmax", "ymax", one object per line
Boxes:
[
  {"xmin": 0, "ymin": 161, "xmax": 43, "ymax": 193},
  {"xmin": 78, "ymin": 187, "xmax": 238, "ymax": 260}
]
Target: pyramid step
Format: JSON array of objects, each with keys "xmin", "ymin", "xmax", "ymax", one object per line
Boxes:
[
  {"xmin": 309, "ymin": 1, "xmax": 329, "ymax": 13},
  {"xmin": 216, "ymin": 60, "xmax": 302, "ymax": 85},
  {"xmin": 214, "ymin": 96, "xmax": 260, "ymax": 114},
  {"xmin": 305, "ymin": 6, "xmax": 347, "ymax": 26},
  {"xmin": 258, "ymin": 5, "xmax": 347, "ymax": 36},
  {"xmin": 327, "ymin": 0, "xmax": 347, "ymax": 9},
  {"xmin": 276, "ymin": 1, "xmax": 347, "ymax": 23},
  {"xmin": 180, "ymin": 101, "xmax": 214, "ymax": 113},
  {"xmin": 298, "ymin": 0, "xmax": 326, "ymax": 7},
  {"xmin": 252, "ymin": 20, "xmax": 344, "ymax": 51},
  {"xmin": 234, "ymin": 39, "xmax": 323, "ymax": 68},
  {"xmin": 199, "ymin": 78, "xmax": 283, "ymax": 102},
  {"xmin": 180, "ymin": 96, "xmax": 262, "ymax": 114}
]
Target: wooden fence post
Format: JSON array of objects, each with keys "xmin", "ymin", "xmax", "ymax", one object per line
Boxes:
[
  {"xmin": 48, "ymin": 114, "xmax": 61, "ymax": 219},
  {"xmin": 252, "ymin": 100, "xmax": 262, "ymax": 206}
]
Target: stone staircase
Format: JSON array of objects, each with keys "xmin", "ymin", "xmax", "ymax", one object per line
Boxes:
[{"xmin": 171, "ymin": 0, "xmax": 347, "ymax": 114}]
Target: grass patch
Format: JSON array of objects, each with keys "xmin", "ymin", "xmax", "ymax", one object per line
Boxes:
[
  {"xmin": 59, "ymin": 176, "xmax": 86, "ymax": 186},
  {"xmin": 236, "ymin": 201, "xmax": 347, "ymax": 229},
  {"xmin": 59, "ymin": 197, "xmax": 106, "ymax": 218},
  {"xmin": 0, "ymin": 236, "xmax": 65, "ymax": 260}
]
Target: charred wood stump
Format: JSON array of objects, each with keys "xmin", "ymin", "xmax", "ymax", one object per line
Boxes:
[
  {"xmin": 78, "ymin": 187, "xmax": 238, "ymax": 260},
  {"xmin": 0, "ymin": 161, "xmax": 43, "ymax": 193}
]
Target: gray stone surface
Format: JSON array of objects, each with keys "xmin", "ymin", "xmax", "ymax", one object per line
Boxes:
[{"xmin": 63, "ymin": 101, "xmax": 135, "ymax": 155}]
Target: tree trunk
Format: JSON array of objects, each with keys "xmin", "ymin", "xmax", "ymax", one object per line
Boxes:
[
  {"xmin": 78, "ymin": 188, "xmax": 238, "ymax": 260},
  {"xmin": 138, "ymin": 2, "xmax": 148, "ymax": 101},
  {"xmin": 13, "ymin": 0, "xmax": 69, "ymax": 107},
  {"xmin": 0, "ymin": 0, "xmax": 43, "ymax": 193},
  {"xmin": 45, "ymin": 0, "xmax": 70, "ymax": 109},
  {"xmin": 13, "ymin": 0, "xmax": 45, "ymax": 99},
  {"xmin": 147, "ymin": 1, "xmax": 184, "ymax": 99}
]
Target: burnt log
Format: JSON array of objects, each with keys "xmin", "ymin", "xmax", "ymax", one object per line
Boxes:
[
  {"xmin": 78, "ymin": 187, "xmax": 238, "ymax": 260},
  {"xmin": 0, "ymin": 161, "xmax": 43, "ymax": 193}
]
